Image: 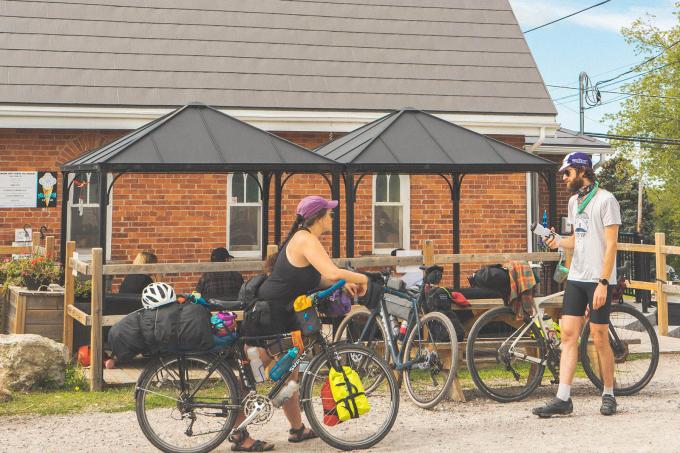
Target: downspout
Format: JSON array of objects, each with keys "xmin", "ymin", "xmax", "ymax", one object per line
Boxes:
[{"xmin": 526, "ymin": 127, "xmax": 546, "ymax": 252}]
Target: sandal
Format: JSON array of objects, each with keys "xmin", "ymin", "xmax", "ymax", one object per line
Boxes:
[
  {"xmin": 288, "ymin": 424, "xmax": 318, "ymax": 443},
  {"xmin": 231, "ymin": 429, "xmax": 275, "ymax": 452}
]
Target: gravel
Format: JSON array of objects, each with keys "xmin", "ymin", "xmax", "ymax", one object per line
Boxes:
[{"xmin": 2, "ymin": 354, "xmax": 680, "ymax": 453}]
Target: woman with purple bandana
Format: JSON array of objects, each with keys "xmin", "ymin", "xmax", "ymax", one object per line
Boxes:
[{"xmin": 231, "ymin": 196, "xmax": 368, "ymax": 451}]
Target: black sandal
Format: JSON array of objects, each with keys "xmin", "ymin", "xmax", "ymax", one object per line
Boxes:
[
  {"xmin": 288, "ymin": 424, "xmax": 318, "ymax": 443},
  {"xmin": 231, "ymin": 429, "xmax": 275, "ymax": 452}
]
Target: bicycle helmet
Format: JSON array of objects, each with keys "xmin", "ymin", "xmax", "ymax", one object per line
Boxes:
[{"xmin": 141, "ymin": 282, "xmax": 176, "ymax": 309}]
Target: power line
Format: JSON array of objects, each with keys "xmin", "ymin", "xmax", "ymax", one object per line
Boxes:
[
  {"xmin": 523, "ymin": 0, "xmax": 611, "ymax": 33},
  {"xmin": 586, "ymin": 132, "xmax": 680, "ymax": 146},
  {"xmin": 548, "ymin": 84, "xmax": 680, "ymax": 102},
  {"xmin": 595, "ymin": 38, "xmax": 680, "ymax": 87}
]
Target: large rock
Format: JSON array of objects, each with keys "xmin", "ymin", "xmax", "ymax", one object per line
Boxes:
[{"xmin": 0, "ymin": 334, "xmax": 68, "ymax": 391}]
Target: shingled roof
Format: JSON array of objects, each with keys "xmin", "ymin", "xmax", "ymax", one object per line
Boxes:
[{"xmin": 0, "ymin": 0, "xmax": 556, "ymax": 115}]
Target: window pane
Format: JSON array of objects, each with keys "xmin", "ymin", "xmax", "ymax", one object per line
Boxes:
[
  {"xmin": 375, "ymin": 174, "xmax": 387, "ymax": 202},
  {"xmin": 374, "ymin": 205, "xmax": 402, "ymax": 250},
  {"xmin": 245, "ymin": 174, "xmax": 260, "ymax": 203},
  {"xmin": 388, "ymin": 174, "xmax": 400, "ymax": 202},
  {"xmin": 232, "ymin": 173, "xmax": 245, "ymax": 203},
  {"xmin": 70, "ymin": 206, "xmax": 100, "ymax": 249},
  {"xmin": 87, "ymin": 173, "xmax": 100, "ymax": 203},
  {"xmin": 229, "ymin": 205, "xmax": 261, "ymax": 251}
]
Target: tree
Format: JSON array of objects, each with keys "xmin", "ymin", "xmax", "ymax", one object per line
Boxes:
[
  {"xmin": 605, "ymin": 9, "xmax": 680, "ymax": 267},
  {"xmin": 597, "ymin": 156, "xmax": 655, "ymax": 238}
]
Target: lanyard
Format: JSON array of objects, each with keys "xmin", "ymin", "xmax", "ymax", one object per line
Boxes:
[{"xmin": 577, "ymin": 181, "xmax": 599, "ymax": 214}]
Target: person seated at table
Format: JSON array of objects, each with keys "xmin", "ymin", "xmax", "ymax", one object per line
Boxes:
[
  {"xmin": 195, "ymin": 247, "xmax": 244, "ymax": 300},
  {"xmin": 119, "ymin": 251, "xmax": 157, "ymax": 294}
]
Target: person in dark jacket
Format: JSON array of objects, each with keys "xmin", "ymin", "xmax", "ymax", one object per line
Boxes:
[
  {"xmin": 195, "ymin": 247, "xmax": 243, "ymax": 300},
  {"xmin": 119, "ymin": 251, "xmax": 157, "ymax": 294}
]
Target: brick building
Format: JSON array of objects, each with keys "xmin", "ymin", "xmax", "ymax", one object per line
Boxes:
[{"xmin": 0, "ymin": 0, "xmax": 607, "ymax": 291}]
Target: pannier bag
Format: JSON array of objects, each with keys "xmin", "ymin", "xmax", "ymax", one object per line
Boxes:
[
  {"xmin": 468, "ymin": 264, "xmax": 510, "ymax": 301},
  {"xmin": 329, "ymin": 366, "xmax": 371, "ymax": 422},
  {"xmin": 321, "ymin": 378, "xmax": 340, "ymax": 426},
  {"xmin": 108, "ymin": 310, "xmax": 145, "ymax": 363},
  {"xmin": 294, "ymin": 295, "xmax": 321, "ymax": 336}
]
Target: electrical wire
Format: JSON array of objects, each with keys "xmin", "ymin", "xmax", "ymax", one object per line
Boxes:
[{"xmin": 523, "ymin": 0, "xmax": 611, "ymax": 33}]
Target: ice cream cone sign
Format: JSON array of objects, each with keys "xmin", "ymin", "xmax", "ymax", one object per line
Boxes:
[{"xmin": 38, "ymin": 172, "xmax": 57, "ymax": 207}]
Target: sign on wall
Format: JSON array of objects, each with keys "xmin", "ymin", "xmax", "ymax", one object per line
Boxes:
[{"xmin": 0, "ymin": 171, "xmax": 58, "ymax": 208}]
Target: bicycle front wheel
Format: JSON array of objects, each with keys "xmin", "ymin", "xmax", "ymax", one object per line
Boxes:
[
  {"xmin": 466, "ymin": 306, "xmax": 546, "ymax": 403},
  {"xmin": 135, "ymin": 355, "xmax": 239, "ymax": 453},
  {"xmin": 334, "ymin": 308, "xmax": 390, "ymax": 365},
  {"xmin": 402, "ymin": 311, "xmax": 458, "ymax": 409},
  {"xmin": 580, "ymin": 302, "xmax": 659, "ymax": 395},
  {"xmin": 300, "ymin": 344, "xmax": 399, "ymax": 451}
]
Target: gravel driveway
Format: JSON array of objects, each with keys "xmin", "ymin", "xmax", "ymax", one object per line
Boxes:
[{"xmin": 2, "ymin": 355, "xmax": 680, "ymax": 453}]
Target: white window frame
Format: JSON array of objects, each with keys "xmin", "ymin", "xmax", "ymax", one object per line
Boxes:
[
  {"xmin": 372, "ymin": 174, "xmax": 410, "ymax": 255},
  {"xmin": 66, "ymin": 173, "xmax": 113, "ymax": 260},
  {"xmin": 226, "ymin": 172, "xmax": 263, "ymax": 258}
]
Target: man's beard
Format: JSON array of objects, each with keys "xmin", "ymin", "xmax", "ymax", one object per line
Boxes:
[{"xmin": 567, "ymin": 175, "xmax": 586, "ymax": 193}]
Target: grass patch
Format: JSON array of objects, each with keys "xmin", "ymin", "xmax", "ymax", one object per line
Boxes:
[{"xmin": 0, "ymin": 385, "xmax": 136, "ymax": 416}]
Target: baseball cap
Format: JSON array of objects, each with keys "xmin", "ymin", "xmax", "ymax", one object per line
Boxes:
[
  {"xmin": 559, "ymin": 152, "xmax": 592, "ymax": 173},
  {"xmin": 296, "ymin": 195, "xmax": 338, "ymax": 220},
  {"xmin": 210, "ymin": 247, "xmax": 234, "ymax": 262}
]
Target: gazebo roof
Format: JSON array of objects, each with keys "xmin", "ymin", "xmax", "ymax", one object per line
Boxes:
[
  {"xmin": 315, "ymin": 108, "xmax": 556, "ymax": 173},
  {"xmin": 61, "ymin": 102, "xmax": 339, "ymax": 173}
]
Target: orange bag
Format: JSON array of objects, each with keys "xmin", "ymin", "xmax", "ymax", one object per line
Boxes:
[{"xmin": 320, "ymin": 378, "xmax": 340, "ymax": 426}]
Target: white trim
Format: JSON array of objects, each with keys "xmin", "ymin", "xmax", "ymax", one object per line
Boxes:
[
  {"xmin": 0, "ymin": 104, "xmax": 559, "ymax": 136},
  {"xmin": 526, "ymin": 172, "xmax": 533, "ymax": 253},
  {"xmin": 372, "ymin": 174, "xmax": 410, "ymax": 255},
  {"xmin": 530, "ymin": 145, "xmax": 613, "ymax": 155},
  {"xmin": 226, "ymin": 172, "xmax": 262, "ymax": 258},
  {"xmin": 66, "ymin": 173, "xmax": 113, "ymax": 260}
]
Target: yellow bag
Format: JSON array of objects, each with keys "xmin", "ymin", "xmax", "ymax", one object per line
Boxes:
[{"xmin": 329, "ymin": 366, "xmax": 371, "ymax": 421}]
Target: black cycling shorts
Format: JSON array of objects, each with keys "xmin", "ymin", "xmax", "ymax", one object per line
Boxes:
[{"xmin": 562, "ymin": 280, "xmax": 613, "ymax": 324}]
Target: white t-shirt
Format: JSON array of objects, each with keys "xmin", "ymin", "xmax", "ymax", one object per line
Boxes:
[{"xmin": 567, "ymin": 188, "xmax": 622, "ymax": 283}]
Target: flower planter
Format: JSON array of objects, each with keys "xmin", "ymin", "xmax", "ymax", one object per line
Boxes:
[{"xmin": 3, "ymin": 285, "xmax": 64, "ymax": 341}]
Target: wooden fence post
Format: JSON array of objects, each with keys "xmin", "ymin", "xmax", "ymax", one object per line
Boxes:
[
  {"xmin": 655, "ymin": 233, "xmax": 668, "ymax": 336},
  {"xmin": 266, "ymin": 244, "xmax": 278, "ymax": 259},
  {"xmin": 46, "ymin": 236, "xmax": 54, "ymax": 259},
  {"xmin": 423, "ymin": 240, "xmax": 434, "ymax": 267},
  {"xmin": 90, "ymin": 248, "xmax": 103, "ymax": 391},
  {"xmin": 63, "ymin": 241, "xmax": 76, "ymax": 356},
  {"xmin": 32, "ymin": 231, "xmax": 41, "ymax": 255}
]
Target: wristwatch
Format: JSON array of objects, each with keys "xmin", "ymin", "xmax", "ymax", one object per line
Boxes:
[{"xmin": 598, "ymin": 278, "xmax": 609, "ymax": 286}]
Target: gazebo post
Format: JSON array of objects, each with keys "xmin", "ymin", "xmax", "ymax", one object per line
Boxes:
[
  {"xmin": 59, "ymin": 171, "xmax": 70, "ymax": 266},
  {"xmin": 331, "ymin": 170, "xmax": 341, "ymax": 258},
  {"xmin": 345, "ymin": 170, "xmax": 355, "ymax": 258},
  {"xmin": 546, "ymin": 168, "xmax": 558, "ymax": 293},
  {"xmin": 97, "ymin": 169, "xmax": 108, "ymax": 264},
  {"xmin": 451, "ymin": 173, "xmax": 464, "ymax": 288},
  {"xmin": 274, "ymin": 172, "xmax": 282, "ymax": 246},
  {"xmin": 261, "ymin": 172, "xmax": 271, "ymax": 260}
]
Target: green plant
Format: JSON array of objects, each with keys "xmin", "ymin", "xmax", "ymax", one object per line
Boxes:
[
  {"xmin": 0, "ymin": 257, "xmax": 61, "ymax": 291},
  {"xmin": 74, "ymin": 278, "xmax": 92, "ymax": 299}
]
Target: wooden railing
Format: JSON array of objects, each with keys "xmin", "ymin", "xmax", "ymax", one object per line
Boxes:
[
  {"xmin": 0, "ymin": 232, "xmax": 54, "ymax": 259},
  {"xmin": 64, "ymin": 234, "xmax": 679, "ymax": 391}
]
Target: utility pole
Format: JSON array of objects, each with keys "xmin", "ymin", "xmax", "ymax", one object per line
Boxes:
[
  {"xmin": 636, "ymin": 177, "xmax": 643, "ymax": 234},
  {"xmin": 578, "ymin": 72, "xmax": 587, "ymax": 135}
]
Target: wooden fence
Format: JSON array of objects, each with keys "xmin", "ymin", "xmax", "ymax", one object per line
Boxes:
[
  {"xmin": 63, "ymin": 234, "xmax": 679, "ymax": 391},
  {"xmin": 0, "ymin": 232, "xmax": 54, "ymax": 259}
]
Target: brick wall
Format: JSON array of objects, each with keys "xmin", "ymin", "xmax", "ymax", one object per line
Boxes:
[{"xmin": 1, "ymin": 128, "xmax": 538, "ymax": 291}]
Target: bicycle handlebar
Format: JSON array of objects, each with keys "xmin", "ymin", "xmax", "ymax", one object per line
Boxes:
[{"xmin": 316, "ymin": 279, "xmax": 346, "ymax": 299}]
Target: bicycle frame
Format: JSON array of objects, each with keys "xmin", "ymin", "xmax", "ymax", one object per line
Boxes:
[{"xmin": 354, "ymin": 284, "xmax": 428, "ymax": 371}]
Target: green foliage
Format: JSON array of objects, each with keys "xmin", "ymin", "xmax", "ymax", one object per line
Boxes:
[
  {"xmin": 0, "ymin": 256, "xmax": 62, "ymax": 291},
  {"xmin": 597, "ymin": 156, "xmax": 655, "ymax": 238},
  {"xmin": 605, "ymin": 10, "xmax": 680, "ymax": 266},
  {"xmin": 74, "ymin": 277, "xmax": 92, "ymax": 299}
]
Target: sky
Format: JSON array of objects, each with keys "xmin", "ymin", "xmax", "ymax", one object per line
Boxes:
[{"xmin": 508, "ymin": 0, "xmax": 677, "ymax": 134}]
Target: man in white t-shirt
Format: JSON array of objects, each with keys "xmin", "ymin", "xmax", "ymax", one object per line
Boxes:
[{"xmin": 533, "ymin": 152, "xmax": 621, "ymax": 418}]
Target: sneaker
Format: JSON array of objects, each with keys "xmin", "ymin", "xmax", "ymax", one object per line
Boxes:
[
  {"xmin": 532, "ymin": 397, "xmax": 573, "ymax": 418},
  {"xmin": 600, "ymin": 394, "xmax": 617, "ymax": 416}
]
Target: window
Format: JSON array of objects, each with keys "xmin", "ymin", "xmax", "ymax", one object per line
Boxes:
[
  {"xmin": 227, "ymin": 173, "xmax": 262, "ymax": 256},
  {"xmin": 373, "ymin": 174, "xmax": 410, "ymax": 253},
  {"xmin": 67, "ymin": 173, "xmax": 112, "ymax": 259}
]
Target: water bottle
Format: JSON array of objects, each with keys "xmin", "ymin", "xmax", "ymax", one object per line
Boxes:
[
  {"xmin": 271, "ymin": 381, "xmax": 299, "ymax": 408},
  {"xmin": 389, "ymin": 315, "xmax": 400, "ymax": 338},
  {"xmin": 247, "ymin": 347, "xmax": 266, "ymax": 383},
  {"xmin": 269, "ymin": 347, "xmax": 299, "ymax": 382},
  {"xmin": 398, "ymin": 321, "xmax": 408, "ymax": 341},
  {"xmin": 541, "ymin": 209, "xmax": 548, "ymax": 228},
  {"xmin": 542, "ymin": 315, "xmax": 560, "ymax": 346}
]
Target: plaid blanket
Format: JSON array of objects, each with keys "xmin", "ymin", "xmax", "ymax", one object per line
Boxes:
[{"xmin": 505, "ymin": 260, "xmax": 537, "ymax": 318}]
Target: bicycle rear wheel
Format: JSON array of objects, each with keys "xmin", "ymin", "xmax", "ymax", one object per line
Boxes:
[
  {"xmin": 401, "ymin": 311, "xmax": 458, "ymax": 409},
  {"xmin": 300, "ymin": 344, "xmax": 399, "ymax": 451},
  {"xmin": 580, "ymin": 302, "xmax": 659, "ymax": 396},
  {"xmin": 135, "ymin": 355, "xmax": 239, "ymax": 453},
  {"xmin": 466, "ymin": 306, "xmax": 546, "ymax": 403}
]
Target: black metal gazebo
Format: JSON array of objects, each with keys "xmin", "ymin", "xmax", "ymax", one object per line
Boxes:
[
  {"xmin": 315, "ymin": 108, "xmax": 558, "ymax": 286},
  {"xmin": 60, "ymin": 102, "xmax": 344, "ymax": 264}
]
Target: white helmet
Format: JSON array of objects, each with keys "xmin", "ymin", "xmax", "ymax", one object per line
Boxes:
[{"xmin": 142, "ymin": 282, "xmax": 176, "ymax": 309}]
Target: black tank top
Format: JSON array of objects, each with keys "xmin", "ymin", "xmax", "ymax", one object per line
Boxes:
[{"xmin": 258, "ymin": 241, "xmax": 321, "ymax": 308}]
